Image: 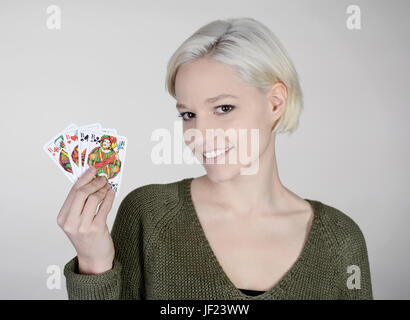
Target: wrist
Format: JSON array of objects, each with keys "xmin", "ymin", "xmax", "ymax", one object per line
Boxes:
[{"xmin": 77, "ymin": 256, "xmax": 113, "ymax": 275}]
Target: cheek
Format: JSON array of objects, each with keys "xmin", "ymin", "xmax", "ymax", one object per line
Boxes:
[
  {"xmin": 238, "ymin": 118, "xmax": 272, "ymax": 156},
  {"xmin": 222, "ymin": 107, "xmax": 266, "ymax": 146},
  {"xmin": 238, "ymin": 109, "xmax": 271, "ymax": 139}
]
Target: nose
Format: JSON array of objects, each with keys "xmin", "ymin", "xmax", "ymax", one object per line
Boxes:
[{"xmin": 193, "ymin": 117, "xmax": 230, "ymax": 152}]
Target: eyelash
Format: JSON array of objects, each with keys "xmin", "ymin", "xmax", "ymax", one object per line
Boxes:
[{"xmin": 177, "ymin": 104, "xmax": 236, "ymax": 121}]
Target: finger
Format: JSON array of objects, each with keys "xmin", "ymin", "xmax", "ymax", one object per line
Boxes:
[
  {"xmin": 65, "ymin": 166, "xmax": 98, "ymax": 208},
  {"xmin": 69, "ymin": 175, "xmax": 108, "ymax": 218},
  {"xmin": 57, "ymin": 166, "xmax": 98, "ymax": 226},
  {"xmin": 73, "ymin": 166, "xmax": 98, "ymax": 190},
  {"xmin": 80, "ymin": 183, "xmax": 110, "ymax": 228},
  {"xmin": 93, "ymin": 188, "xmax": 115, "ymax": 227}
]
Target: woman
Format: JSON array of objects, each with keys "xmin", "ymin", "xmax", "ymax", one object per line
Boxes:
[{"xmin": 59, "ymin": 17, "xmax": 373, "ymax": 299}]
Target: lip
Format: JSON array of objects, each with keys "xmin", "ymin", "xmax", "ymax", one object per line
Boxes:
[{"xmin": 202, "ymin": 146, "xmax": 234, "ymax": 164}]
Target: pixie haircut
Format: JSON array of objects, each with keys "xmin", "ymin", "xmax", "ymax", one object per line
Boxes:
[{"xmin": 165, "ymin": 17, "xmax": 304, "ymax": 134}]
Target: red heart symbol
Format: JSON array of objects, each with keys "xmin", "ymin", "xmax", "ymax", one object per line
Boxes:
[
  {"xmin": 71, "ymin": 136, "xmax": 77, "ymax": 141},
  {"xmin": 68, "ymin": 140, "xmax": 71, "ymax": 144}
]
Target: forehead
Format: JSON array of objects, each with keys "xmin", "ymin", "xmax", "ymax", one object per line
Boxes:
[{"xmin": 175, "ymin": 58, "xmax": 246, "ymax": 103}]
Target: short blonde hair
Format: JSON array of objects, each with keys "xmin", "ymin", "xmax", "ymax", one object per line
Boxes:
[{"xmin": 165, "ymin": 17, "xmax": 304, "ymax": 135}]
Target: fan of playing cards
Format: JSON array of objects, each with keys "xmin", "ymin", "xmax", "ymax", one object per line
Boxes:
[{"xmin": 43, "ymin": 123, "xmax": 128, "ymax": 196}]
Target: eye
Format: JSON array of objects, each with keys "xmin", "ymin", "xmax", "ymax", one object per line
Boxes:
[
  {"xmin": 214, "ymin": 104, "xmax": 235, "ymax": 114},
  {"xmin": 178, "ymin": 112, "xmax": 196, "ymax": 121}
]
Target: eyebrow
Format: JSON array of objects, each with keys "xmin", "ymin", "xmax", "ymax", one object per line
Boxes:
[{"xmin": 176, "ymin": 94, "xmax": 238, "ymax": 110}]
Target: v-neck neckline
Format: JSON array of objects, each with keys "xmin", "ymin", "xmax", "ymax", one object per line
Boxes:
[{"xmin": 180, "ymin": 177, "xmax": 321, "ymax": 299}]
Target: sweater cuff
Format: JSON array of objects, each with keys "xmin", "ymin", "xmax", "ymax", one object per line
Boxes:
[{"xmin": 63, "ymin": 256, "xmax": 122, "ymax": 300}]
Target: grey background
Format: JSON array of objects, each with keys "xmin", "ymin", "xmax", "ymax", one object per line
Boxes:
[{"xmin": 0, "ymin": 0, "xmax": 409, "ymax": 299}]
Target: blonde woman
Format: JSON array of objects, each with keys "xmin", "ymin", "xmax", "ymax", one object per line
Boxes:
[{"xmin": 59, "ymin": 17, "xmax": 373, "ymax": 299}]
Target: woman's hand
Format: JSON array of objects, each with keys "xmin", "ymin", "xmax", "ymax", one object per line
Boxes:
[{"xmin": 57, "ymin": 166, "xmax": 116, "ymax": 275}]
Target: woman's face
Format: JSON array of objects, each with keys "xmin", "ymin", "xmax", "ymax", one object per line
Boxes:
[{"xmin": 175, "ymin": 57, "xmax": 285, "ymax": 182}]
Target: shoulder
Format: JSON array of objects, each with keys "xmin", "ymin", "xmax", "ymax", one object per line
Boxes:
[
  {"xmin": 315, "ymin": 200, "xmax": 373, "ymax": 298},
  {"xmin": 315, "ymin": 200, "xmax": 369, "ymax": 251},
  {"xmin": 121, "ymin": 178, "xmax": 182, "ymax": 206},
  {"xmin": 115, "ymin": 178, "xmax": 186, "ymax": 227}
]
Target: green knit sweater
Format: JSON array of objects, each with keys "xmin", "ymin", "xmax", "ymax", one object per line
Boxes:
[{"xmin": 63, "ymin": 177, "xmax": 374, "ymax": 300}]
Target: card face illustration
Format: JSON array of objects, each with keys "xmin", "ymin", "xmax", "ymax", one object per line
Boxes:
[
  {"xmin": 85, "ymin": 132, "xmax": 128, "ymax": 196},
  {"xmin": 78, "ymin": 129, "xmax": 92, "ymax": 176},
  {"xmin": 44, "ymin": 123, "xmax": 127, "ymax": 196},
  {"xmin": 76, "ymin": 123, "xmax": 102, "ymax": 176},
  {"xmin": 63, "ymin": 127, "xmax": 81, "ymax": 179},
  {"xmin": 43, "ymin": 124, "xmax": 78, "ymax": 183}
]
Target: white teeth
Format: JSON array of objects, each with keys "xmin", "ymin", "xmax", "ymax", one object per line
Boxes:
[{"xmin": 203, "ymin": 146, "xmax": 232, "ymax": 159}]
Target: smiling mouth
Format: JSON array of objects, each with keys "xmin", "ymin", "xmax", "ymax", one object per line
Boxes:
[{"xmin": 202, "ymin": 146, "xmax": 234, "ymax": 163}]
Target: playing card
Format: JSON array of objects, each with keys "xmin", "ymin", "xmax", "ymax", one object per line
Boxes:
[
  {"xmin": 78, "ymin": 127, "xmax": 116, "ymax": 176},
  {"xmin": 43, "ymin": 123, "xmax": 78, "ymax": 183},
  {"xmin": 62, "ymin": 127, "xmax": 80, "ymax": 180},
  {"xmin": 76, "ymin": 123, "xmax": 102, "ymax": 176},
  {"xmin": 44, "ymin": 123, "xmax": 127, "ymax": 196},
  {"xmin": 83, "ymin": 130, "xmax": 128, "ymax": 196}
]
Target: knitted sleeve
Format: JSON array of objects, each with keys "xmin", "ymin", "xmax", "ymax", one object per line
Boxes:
[
  {"xmin": 63, "ymin": 189, "xmax": 146, "ymax": 300},
  {"xmin": 336, "ymin": 218, "xmax": 374, "ymax": 300}
]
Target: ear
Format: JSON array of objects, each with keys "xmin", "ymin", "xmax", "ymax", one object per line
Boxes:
[
  {"xmin": 267, "ymin": 81, "xmax": 288, "ymax": 113},
  {"xmin": 266, "ymin": 81, "xmax": 288, "ymax": 131}
]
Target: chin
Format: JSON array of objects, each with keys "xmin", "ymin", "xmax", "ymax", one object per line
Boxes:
[{"xmin": 203, "ymin": 165, "xmax": 241, "ymax": 183}]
